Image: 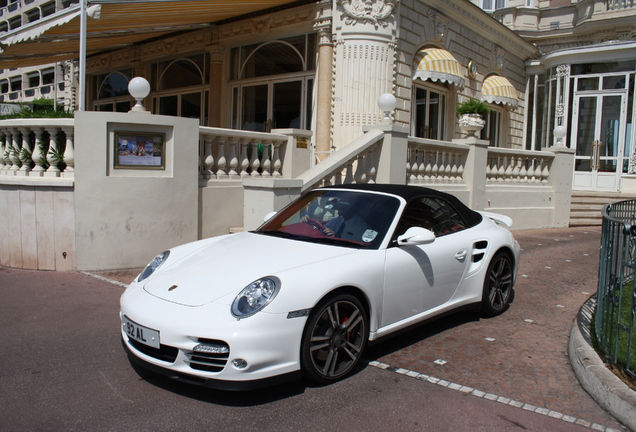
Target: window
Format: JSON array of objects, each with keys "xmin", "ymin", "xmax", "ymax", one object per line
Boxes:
[
  {"xmin": 28, "ymin": 73, "xmax": 40, "ymax": 88},
  {"xmin": 10, "ymin": 76, "xmax": 21, "ymax": 92},
  {"xmin": 230, "ymin": 34, "xmax": 316, "ymax": 132},
  {"xmin": 42, "ymin": 68, "xmax": 55, "ymax": 85},
  {"xmin": 0, "ymin": 80, "xmax": 8, "ymax": 94},
  {"xmin": 481, "ymin": 106, "xmax": 502, "ymax": 147},
  {"xmin": 481, "ymin": 0, "xmax": 505, "ymax": 11},
  {"xmin": 412, "ymin": 85, "xmax": 447, "ymax": 140},
  {"xmin": 395, "ymin": 197, "xmax": 466, "ymax": 239},
  {"xmin": 151, "ymin": 54, "xmax": 210, "ymax": 124},
  {"xmin": 92, "ymin": 70, "xmax": 132, "ymax": 113}
]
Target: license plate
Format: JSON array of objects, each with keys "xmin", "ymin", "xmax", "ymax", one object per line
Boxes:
[{"xmin": 122, "ymin": 316, "xmax": 160, "ymax": 349}]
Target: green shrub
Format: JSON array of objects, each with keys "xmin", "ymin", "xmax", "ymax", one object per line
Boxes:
[{"xmin": 456, "ymin": 98, "xmax": 491, "ymax": 117}]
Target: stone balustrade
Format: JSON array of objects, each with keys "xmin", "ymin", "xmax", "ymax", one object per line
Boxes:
[
  {"xmin": 199, "ymin": 127, "xmax": 289, "ymax": 180},
  {"xmin": 407, "ymin": 137, "xmax": 469, "ymax": 185},
  {"xmin": 297, "ymin": 128, "xmax": 385, "ymax": 192},
  {"xmin": 0, "ymin": 119, "xmax": 74, "ymax": 178},
  {"xmin": 486, "ymin": 148, "xmax": 553, "ymax": 185},
  {"xmin": 607, "ymin": 0, "xmax": 635, "ymax": 10}
]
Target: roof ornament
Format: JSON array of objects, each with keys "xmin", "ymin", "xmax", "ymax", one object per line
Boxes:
[{"xmin": 337, "ymin": 0, "xmax": 397, "ymax": 28}]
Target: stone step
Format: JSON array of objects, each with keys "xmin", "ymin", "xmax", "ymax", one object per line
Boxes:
[{"xmin": 569, "ymin": 192, "xmax": 636, "ymax": 227}]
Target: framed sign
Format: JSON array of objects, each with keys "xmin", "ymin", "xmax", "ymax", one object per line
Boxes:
[{"xmin": 114, "ymin": 131, "xmax": 165, "ymax": 169}]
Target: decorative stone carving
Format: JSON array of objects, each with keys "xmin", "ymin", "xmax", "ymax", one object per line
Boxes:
[
  {"xmin": 458, "ymin": 114, "xmax": 485, "ymax": 137},
  {"xmin": 427, "ymin": 11, "xmax": 449, "ymax": 43},
  {"xmin": 337, "ymin": 0, "xmax": 397, "ymax": 28},
  {"xmin": 492, "ymin": 45, "xmax": 505, "ymax": 72}
]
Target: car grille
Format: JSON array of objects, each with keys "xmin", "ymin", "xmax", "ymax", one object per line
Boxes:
[
  {"xmin": 187, "ymin": 339, "xmax": 230, "ymax": 373},
  {"xmin": 128, "ymin": 338, "xmax": 178, "ymax": 363}
]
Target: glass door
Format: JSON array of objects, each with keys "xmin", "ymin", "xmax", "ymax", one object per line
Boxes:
[{"xmin": 572, "ymin": 93, "xmax": 625, "ymax": 191}]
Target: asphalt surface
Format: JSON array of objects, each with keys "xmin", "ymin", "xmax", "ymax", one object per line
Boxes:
[{"xmin": 0, "ymin": 227, "xmax": 633, "ymax": 431}]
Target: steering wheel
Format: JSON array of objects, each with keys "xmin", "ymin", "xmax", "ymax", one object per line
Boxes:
[{"xmin": 304, "ymin": 217, "xmax": 328, "ymax": 234}]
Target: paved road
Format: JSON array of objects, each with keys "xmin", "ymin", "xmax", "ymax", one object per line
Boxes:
[{"xmin": 0, "ymin": 228, "xmax": 628, "ymax": 431}]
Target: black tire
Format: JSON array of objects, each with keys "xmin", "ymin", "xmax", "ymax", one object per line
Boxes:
[
  {"xmin": 300, "ymin": 293, "xmax": 368, "ymax": 384},
  {"xmin": 481, "ymin": 251, "xmax": 514, "ymax": 317}
]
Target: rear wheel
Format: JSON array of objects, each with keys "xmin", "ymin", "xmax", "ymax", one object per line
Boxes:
[
  {"xmin": 481, "ymin": 252, "xmax": 514, "ymax": 317},
  {"xmin": 300, "ymin": 293, "xmax": 368, "ymax": 384}
]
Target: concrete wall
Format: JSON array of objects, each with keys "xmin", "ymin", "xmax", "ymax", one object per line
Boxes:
[{"xmin": 74, "ymin": 111, "xmax": 199, "ymax": 271}]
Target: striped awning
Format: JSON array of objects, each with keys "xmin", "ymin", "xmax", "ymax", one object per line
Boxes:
[
  {"xmin": 481, "ymin": 75, "xmax": 519, "ymax": 107},
  {"xmin": 413, "ymin": 48, "xmax": 465, "ymax": 88}
]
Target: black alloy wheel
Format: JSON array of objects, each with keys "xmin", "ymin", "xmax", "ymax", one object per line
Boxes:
[
  {"xmin": 300, "ymin": 293, "xmax": 368, "ymax": 384},
  {"xmin": 481, "ymin": 251, "xmax": 514, "ymax": 317}
]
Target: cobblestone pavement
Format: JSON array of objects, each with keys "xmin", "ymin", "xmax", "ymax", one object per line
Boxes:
[
  {"xmin": 94, "ymin": 227, "xmax": 627, "ymax": 431},
  {"xmin": 365, "ymin": 227, "xmax": 626, "ymax": 431}
]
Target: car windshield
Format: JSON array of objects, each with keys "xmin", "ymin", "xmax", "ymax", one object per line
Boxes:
[{"xmin": 254, "ymin": 189, "xmax": 401, "ymax": 249}]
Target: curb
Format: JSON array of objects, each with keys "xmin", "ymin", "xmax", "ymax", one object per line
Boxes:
[{"xmin": 569, "ymin": 296, "xmax": 636, "ymax": 431}]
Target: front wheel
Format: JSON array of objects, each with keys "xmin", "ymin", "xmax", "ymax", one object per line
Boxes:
[
  {"xmin": 300, "ymin": 293, "xmax": 368, "ymax": 384},
  {"xmin": 481, "ymin": 252, "xmax": 514, "ymax": 317}
]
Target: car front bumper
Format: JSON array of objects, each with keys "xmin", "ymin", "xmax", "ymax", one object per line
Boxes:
[{"xmin": 120, "ymin": 288, "xmax": 309, "ymax": 389}]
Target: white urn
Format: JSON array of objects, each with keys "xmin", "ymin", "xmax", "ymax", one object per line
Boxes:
[{"xmin": 458, "ymin": 113, "xmax": 485, "ymax": 137}]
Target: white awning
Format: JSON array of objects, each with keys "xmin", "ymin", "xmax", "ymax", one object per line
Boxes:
[
  {"xmin": 482, "ymin": 75, "xmax": 519, "ymax": 107},
  {"xmin": 413, "ymin": 48, "xmax": 465, "ymax": 88}
]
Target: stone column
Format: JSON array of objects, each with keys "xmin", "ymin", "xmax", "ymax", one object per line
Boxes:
[
  {"xmin": 207, "ymin": 45, "xmax": 224, "ymax": 127},
  {"xmin": 314, "ymin": 19, "xmax": 334, "ymax": 162},
  {"xmin": 331, "ymin": 0, "xmax": 398, "ymax": 150}
]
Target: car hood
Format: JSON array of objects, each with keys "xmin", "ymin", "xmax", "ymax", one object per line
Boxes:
[{"xmin": 142, "ymin": 232, "xmax": 356, "ymax": 306}]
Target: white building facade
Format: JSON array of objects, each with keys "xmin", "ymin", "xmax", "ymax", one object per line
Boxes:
[{"xmin": 472, "ymin": 0, "xmax": 636, "ymax": 193}]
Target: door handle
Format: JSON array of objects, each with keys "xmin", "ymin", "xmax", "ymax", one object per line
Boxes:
[{"xmin": 455, "ymin": 250, "xmax": 467, "ymax": 261}]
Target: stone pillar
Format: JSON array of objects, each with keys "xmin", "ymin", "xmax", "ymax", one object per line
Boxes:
[
  {"xmin": 331, "ymin": 0, "xmax": 398, "ymax": 150},
  {"xmin": 548, "ymin": 144, "xmax": 575, "ymax": 228},
  {"xmin": 363, "ymin": 123, "xmax": 408, "ymax": 184},
  {"xmin": 453, "ymin": 136, "xmax": 490, "ymax": 210},
  {"xmin": 314, "ymin": 19, "xmax": 334, "ymax": 162},
  {"xmin": 207, "ymin": 45, "xmax": 224, "ymax": 127}
]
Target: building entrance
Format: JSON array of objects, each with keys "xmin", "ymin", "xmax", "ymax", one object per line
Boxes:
[{"xmin": 572, "ymin": 91, "xmax": 627, "ymax": 191}]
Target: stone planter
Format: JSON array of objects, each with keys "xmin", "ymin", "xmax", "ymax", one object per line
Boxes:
[{"xmin": 458, "ymin": 113, "xmax": 485, "ymax": 137}]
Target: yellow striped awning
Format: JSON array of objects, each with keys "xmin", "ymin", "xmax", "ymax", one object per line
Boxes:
[
  {"xmin": 413, "ymin": 48, "xmax": 465, "ymax": 88},
  {"xmin": 481, "ymin": 75, "xmax": 519, "ymax": 107}
]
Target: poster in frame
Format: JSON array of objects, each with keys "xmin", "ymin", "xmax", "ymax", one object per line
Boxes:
[{"xmin": 114, "ymin": 131, "xmax": 165, "ymax": 170}]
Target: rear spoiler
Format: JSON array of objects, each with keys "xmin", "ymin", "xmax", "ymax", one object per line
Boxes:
[{"xmin": 480, "ymin": 211, "xmax": 513, "ymax": 228}]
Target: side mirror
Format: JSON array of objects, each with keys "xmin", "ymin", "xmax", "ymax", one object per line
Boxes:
[
  {"xmin": 397, "ymin": 227, "xmax": 436, "ymax": 246},
  {"xmin": 264, "ymin": 211, "xmax": 277, "ymax": 222}
]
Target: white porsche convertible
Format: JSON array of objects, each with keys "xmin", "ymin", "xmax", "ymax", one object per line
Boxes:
[{"xmin": 120, "ymin": 184, "xmax": 519, "ymax": 390}]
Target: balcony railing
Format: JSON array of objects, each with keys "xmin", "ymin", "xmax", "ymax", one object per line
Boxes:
[{"xmin": 608, "ymin": 0, "xmax": 636, "ymax": 10}]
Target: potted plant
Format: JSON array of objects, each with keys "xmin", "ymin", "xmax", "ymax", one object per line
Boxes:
[{"xmin": 456, "ymin": 98, "xmax": 490, "ymax": 136}]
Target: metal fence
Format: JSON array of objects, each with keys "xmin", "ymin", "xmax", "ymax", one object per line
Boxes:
[{"xmin": 597, "ymin": 200, "xmax": 636, "ymax": 378}]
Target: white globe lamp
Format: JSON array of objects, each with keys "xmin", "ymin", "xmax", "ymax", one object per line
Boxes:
[
  {"xmin": 553, "ymin": 124, "xmax": 567, "ymax": 147},
  {"xmin": 378, "ymin": 93, "xmax": 396, "ymax": 122},
  {"xmin": 128, "ymin": 77, "xmax": 151, "ymax": 113}
]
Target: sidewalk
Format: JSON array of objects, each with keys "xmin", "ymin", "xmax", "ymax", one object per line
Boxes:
[{"xmin": 92, "ymin": 227, "xmax": 634, "ymax": 431}]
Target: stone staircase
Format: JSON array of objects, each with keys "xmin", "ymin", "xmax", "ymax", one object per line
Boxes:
[{"xmin": 569, "ymin": 191, "xmax": 636, "ymax": 227}]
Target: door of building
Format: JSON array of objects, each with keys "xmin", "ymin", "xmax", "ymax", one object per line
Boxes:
[{"xmin": 572, "ymin": 92, "xmax": 627, "ymax": 191}]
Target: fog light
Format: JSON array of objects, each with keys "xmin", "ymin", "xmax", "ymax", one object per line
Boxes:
[{"xmin": 232, "ymin": 359, "xmax": 248, "ymax": 369}]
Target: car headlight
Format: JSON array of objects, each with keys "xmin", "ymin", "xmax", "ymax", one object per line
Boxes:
[
  {"xmin": 231, "ymin": 277, "xmax": 280, "ymax": 319},
  {"xmin": 137, "ymin": 251, "xmax": 170, "ymax": 282}
]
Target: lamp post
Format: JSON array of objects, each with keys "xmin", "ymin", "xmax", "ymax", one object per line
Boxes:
[{"xmin": 128, "ymin": 77, "xmax": 151, "ymax": 113}]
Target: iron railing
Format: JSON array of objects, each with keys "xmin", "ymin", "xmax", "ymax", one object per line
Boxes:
[{"xmin": 597, "ymin": 200, "xmax": 636, "ymax": 378}]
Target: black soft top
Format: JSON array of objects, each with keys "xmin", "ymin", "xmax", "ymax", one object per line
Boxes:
[{"xmin": 323, "ymin": 184, "xmax": 483, "ymax": 228}]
